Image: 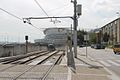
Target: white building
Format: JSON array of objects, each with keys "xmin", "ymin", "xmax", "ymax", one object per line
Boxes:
[{"xmin": 34, "ymin": 27, "xmax": 71, "ymax": 46}]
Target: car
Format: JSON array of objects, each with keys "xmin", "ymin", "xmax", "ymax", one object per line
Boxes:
[
  {"xmin": 113, "ymin": 44, "xmax": 120, "ymax": 54},
  {"xmin": 93, "ymin": 44, "xmax": 105, "ymax": 49},
  {"xmin": 47, "ymin": 44, "xmax": 56, "ymax": 51},
  {"xmin": 79, "ymin": 45, "xmax": 85, "ymax": 47},
  {"xmin": 91, "ymin": 44, "xmax": 95, "ymax": 48},
  {"xmin": 101, "ymin": 44, "xmax": 105, "ymax": 49}
]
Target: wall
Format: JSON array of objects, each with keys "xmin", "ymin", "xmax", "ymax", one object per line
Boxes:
[{"xmin": 0, "ymin": 43, "xmax": 47, "ymax": 57}]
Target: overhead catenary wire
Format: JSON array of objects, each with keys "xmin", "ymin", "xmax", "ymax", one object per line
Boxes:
[
  {"xmin": 29, "ymin": 23, "xmax": 45, "ymax": 30},
  {"xmin": 34, "ymin": 0, "xmax": 63, "ymax": 24},
  {"xmin": 50, "ymin": 4, "xmax": 72, "ymax": 25},
  {"xmin": 0, "ymin": 8, "xmax": 22, "ymax": 21},
  {"xmin": 0, "ymin": 7, "xmax": 43, "ymax": 31},
  {"xmin": 34, "ymin": 0, "xmax": 49, "ymax": 17}
]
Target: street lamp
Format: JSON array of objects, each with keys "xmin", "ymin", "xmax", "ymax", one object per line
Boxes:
[{"xmin": 71, "ymin": 0, "xmax": 82, "ymax": 58}]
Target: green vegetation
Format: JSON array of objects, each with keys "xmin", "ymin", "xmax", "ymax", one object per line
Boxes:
[
  {"xmin": 89, "ymin": 32, "xmax": 96, "ymax": 44},
  {"xmin": 77, "ymin": 29, "xmax": 87, "ymax": 45},
  {"xmin": 103, "ymin": 32, "xmax": 109, "ymax": 42}
]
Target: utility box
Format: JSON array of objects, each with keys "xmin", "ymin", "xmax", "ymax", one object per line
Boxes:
[{"xmin": 76, "ymin": 4, "xmax": 82, "ymax": 16}]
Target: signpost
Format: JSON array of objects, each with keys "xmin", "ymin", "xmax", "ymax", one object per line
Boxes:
[
  {"xmin": 84, "ymin": 35, "xmax": 89, "ymax": 57},
  {"xmin": 25, "ymin": 35, "xmax": 28, "ymax": 54}
]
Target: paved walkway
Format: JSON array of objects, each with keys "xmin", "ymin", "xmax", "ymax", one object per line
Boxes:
[{"xmin": 61, "ymin": 47, "xmax": 117, "ymax": 80}]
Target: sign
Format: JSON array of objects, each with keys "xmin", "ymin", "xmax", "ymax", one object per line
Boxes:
[{"xmin": 84, "ymin": 35, "xmax": 89, "ymax": 41}]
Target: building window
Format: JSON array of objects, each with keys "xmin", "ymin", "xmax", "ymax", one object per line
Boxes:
[
  {"xmin": 115, "ymin": 21, "xmax": 117, "ymax": 24},
  {"xmin": 111, "ymin": 23, "xmax": 113, "ymax": 26}
]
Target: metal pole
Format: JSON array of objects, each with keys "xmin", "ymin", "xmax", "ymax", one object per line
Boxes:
[
  {"xmin": 26, "ymin": 40, "xmax": 28, "ymax": 54},
  {"xmin": 73, "ymin": 0, "xmax": 77, "ymax": 58},
  {"xmin": 71, "ymin": 24, "xmax": 73, "ymax": 46},
  {"xmin": 86, "ymin": 41, "xmax": 87, "ymax": 57},
  {"xmin": 25, "ymin": 36, "xmax": 28, "ymax": 54}
]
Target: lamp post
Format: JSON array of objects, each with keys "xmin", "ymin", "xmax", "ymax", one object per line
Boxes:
[{"xmin": 71, "ymin": 0, "xmax": 82, "ymax": 58}]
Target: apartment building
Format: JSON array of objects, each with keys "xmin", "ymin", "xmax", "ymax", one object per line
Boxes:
[{"xmin": 100, "ymin": 18, "xmax": 120, "ymax": 45}]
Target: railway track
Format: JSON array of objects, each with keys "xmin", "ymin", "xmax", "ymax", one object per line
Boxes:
[
  {"xmin": 0, "ymin": 50, "xmax": 47, "ymax": 63},
  {"xmin": 0, "ymin": 50, "xmax": 65, "ymax": 80},
  {"xmin": 12, "ymin": 50, "xmax": 64, "ymax": 80},
  {"xmin": 41, "ymin": 52, "xmax": 64, "ymax": 80},
  {"xmin": 0, "ymin": 50, "xmax": 57, "ymax": 72}
]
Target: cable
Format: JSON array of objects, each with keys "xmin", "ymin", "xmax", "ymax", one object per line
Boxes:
[
  {"xmin": 34, "ymin": 0, "xmax": 68, "ymax": 25},
  {"xmin": 0, "ymin": 8, "xmax": 22, "ymax": 20},
  {"xmin": 0, "ymin": 7, "xmax": 44, "ymax": 31},
  {"xmin": 29, "ymin": 23, "xmax": 45, "ymax": 30},
  {"xmin": 34, "ymin": 0, "xmax": 49, "ymax": 17},
  {"xmin": 0, "ymin": 7, "xmax": 69, "ymax": 28}
]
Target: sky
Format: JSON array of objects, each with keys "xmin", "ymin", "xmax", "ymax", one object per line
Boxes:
[{"xmin": 0, "ymin": 0, "xmax": 120, "ymax": 42}]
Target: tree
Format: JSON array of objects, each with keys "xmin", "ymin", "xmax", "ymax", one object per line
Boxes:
[
  {"xmin": 77, "ymin": 29, "xmax": 87, "ymax": 45},
  {"xmin": 103, "ymin": 32, "xmax": 109, "ymax": 42},
  {"xmin": 89, "ymin": 32, "xmax": 96, "ymax": 44}
]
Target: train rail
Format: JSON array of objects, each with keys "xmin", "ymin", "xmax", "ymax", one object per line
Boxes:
[
  {"xmin": 41, "ymin": 52, "xmax": 64, "ymax": 80},
  {"xmin": 0, "ymin": 50, "xmax": 47, "ymax": 63},
  {"xmin": 12, "ymin": 50, "xmax": 64, "ymax": 80},
  {"xmin": 0, "ymin": 51, "xmax": 56, "ymax": 72},
  {"xmin": 0, "ymin": 50, "xmax": 65, "ymax": 80}
]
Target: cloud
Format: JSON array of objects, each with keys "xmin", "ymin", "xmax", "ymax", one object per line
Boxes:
[
  {"xmin": 0, "ymin": 0, "xmax": 120, "ymax": 42},
  {"xmin": 77, "ymin": 0, "xmax": 120, "ymax": 30}
]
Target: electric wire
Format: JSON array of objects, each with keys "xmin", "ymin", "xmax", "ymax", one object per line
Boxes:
[
  {"xmin": 0, "ymin": 7, "xmax": 43, "ymax": 31},
  {"xmin": 33, "ymin": 0, "xmax": 63, "ymax": 24},
  {"xmin": 29, "ymin": 23, "xmax": 44, "ymax": 30},
  {"xmin": 34, "ymin": 0, "xmax": 49, "ymax": 17},
  {"xmin": 0, "ymin": 8, "xmax": 22, "ymax": 21}
]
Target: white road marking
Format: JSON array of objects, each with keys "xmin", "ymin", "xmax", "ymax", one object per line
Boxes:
[
  {"xmin": 107, "ymin": 60, "xmax": 120, "ymax": 66},
  {"xmin": 99, "ymin": 61, "xmax": 111, "ymax": 66}
]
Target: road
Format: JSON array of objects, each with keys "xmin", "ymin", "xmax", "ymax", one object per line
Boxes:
[{"xmin": 78, "ymin": 46, "xmax": 120, "ymax": 78}]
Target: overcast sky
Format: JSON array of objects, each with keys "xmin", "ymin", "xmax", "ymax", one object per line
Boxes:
[{"xmin": 0, "ymin": 0, "xmax": 120, "ymax": 42}]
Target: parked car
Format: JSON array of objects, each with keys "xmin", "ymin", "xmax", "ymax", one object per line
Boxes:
[
  {"xmin": 91, "ymin": 44, "xmax": 95, "ymax": 48},
  {"xmin": 92, "ymin": 44, "xmax": 105, "ymax": 49},
  {"xmin": 101, "ymin": 44, "xmax": 105, "ymax": 49},
  {"xmin": 79, "ymin": 45, "xmax": 85, "ymax": 47},
  {"xmin": 113, "ymin": 44, "xmax": 120, "ymax": 54},
  {"xmin": 47, "ymin": 44, "xmax": 56, "ymax": 51}
]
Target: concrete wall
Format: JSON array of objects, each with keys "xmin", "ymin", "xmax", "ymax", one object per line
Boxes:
[{"xmin": 0, "ymin": 43, "xmax": 47, "ymax": 57}]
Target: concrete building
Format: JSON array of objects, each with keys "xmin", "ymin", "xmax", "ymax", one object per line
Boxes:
[
  {"xmin": 34, "ymin": 27, "xmax": 72, "ymax": 46},
  {"xmin": 100, "ymin": 18, "xmax": 120, "ymax": 45}
]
